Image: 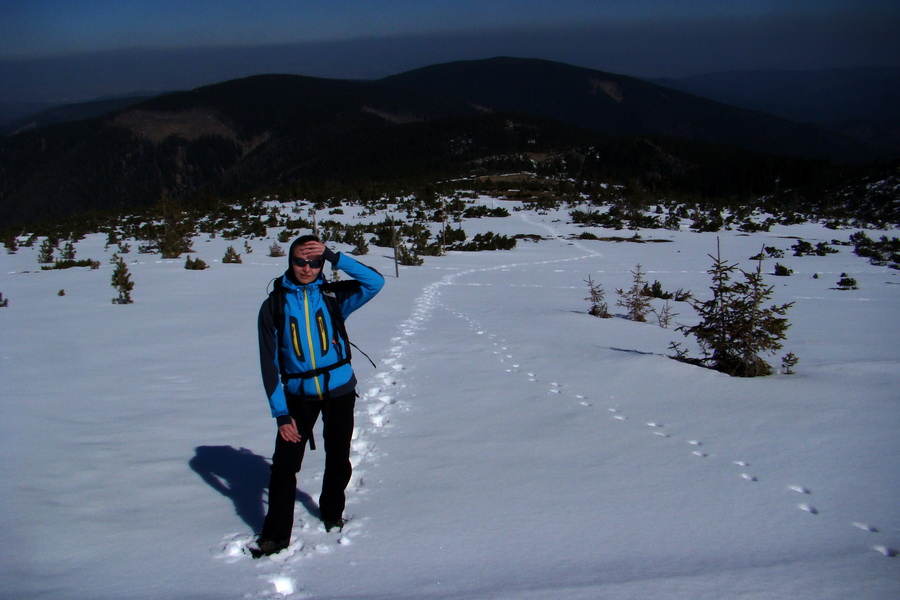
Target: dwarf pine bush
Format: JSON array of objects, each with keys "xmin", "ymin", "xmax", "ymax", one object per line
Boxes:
[
  {"xmin": 184, "ymin": 256, "xmax": 209, "ymax": 270},
  {"xmin": 222, "ymin": 246, "xmax": 242, "ymax": 263},
  {"xmin": 836, "ymin": 273, "xmax": 858, "ymax": 290}
]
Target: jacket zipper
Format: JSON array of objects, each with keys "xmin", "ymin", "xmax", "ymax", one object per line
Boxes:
[{"xmin": 302, "ymin": 288, "xmax": 324, "ymax": 399}]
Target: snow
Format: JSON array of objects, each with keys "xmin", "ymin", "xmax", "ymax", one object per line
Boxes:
[{"xmin": 2, "ymin": 199, "xmax": 899, "ymax": 599}]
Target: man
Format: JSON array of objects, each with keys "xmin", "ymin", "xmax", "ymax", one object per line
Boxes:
[{"xmin": 250, "ymin": 234, "xmax": 384, "ymax": 558}]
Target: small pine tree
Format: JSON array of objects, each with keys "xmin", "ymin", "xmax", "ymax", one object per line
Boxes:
[
  {"xmin": 651, "ymin": 300, "xmax": 677, "ymax": 328},
  {"xmin": 156, "ymin": 195, "xmax": 194, "ymax": 258},
  {"xmin": 3, "ymin": 234, "xmax": 18, "ymax": 254},
  {"xmin": 60, "ymin": 241, "xmax": 76, "ymax": 261},
  {"xmin": 38, "ymin": 238, "xmax": 55, "ymax": 264},
  {"xmin": 111, "ymin": 254, "xmax": 134, "ymax": 304},
  {"xmin": 0, "ymin": 292, "xmax": 8, "ymax": 307},
  {"xmin": 223, "ymin": 246, "xmax": 242, "ymax": 263},
  {"xmin": 268, "ymin": 243, "xmax": 285, "ymax": 257},
  {"xmin": 616, "ymin": 264, "xmax": 652, "ymax": 322},
  {"xmin": 396, "ymin": 242, "xmax": 423, "ymax": 266},
  {"xmin": 584, "ymin": 275, "xmax": 611, "ymax": 318},
  {"xmin": 781, "ymin": 352, "xmax": 799, "ymax": 375},
  {"xmin": 675, "ymin": 240, "xmax": 794, "ymax": 377},
  {"xmin": 346, "ymin": 229, "xmax": 369, "ymax": 256}
]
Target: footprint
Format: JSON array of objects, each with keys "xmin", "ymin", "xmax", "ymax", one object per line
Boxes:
[
  {"xmin": 798, "ymin": 503, "xmax": 819, "ymax": 515},
  {"xmin": 852, "ymin": 522, "xmax": 879, "ymax": 533},
  {"xmin": 873, "ymin": 546, "xmax": 898, "ymax": 558},
  {"xmin": 268, "ymin": 575, "xmax": 298, "ymax": 595},
  {"xmin": 692, "ymin": 451, "xmax": 708, "ymax": 458},
  {"xmin": 740, "ymin": 473, "xmax": 758, "ymax": 482},
  {"xmin": 788, "ymin": 485, "xmax": 811, "ymax": 495}
]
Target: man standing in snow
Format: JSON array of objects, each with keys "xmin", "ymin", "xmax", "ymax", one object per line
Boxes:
[{"xmin": 250, "ymin": 234, "xmax": 384, "ymax": 558}]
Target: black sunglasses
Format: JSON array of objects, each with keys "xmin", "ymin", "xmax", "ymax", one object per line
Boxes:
[{"xmin": 291, "ymin": 256, "xmax": 324, "ymax": 269}]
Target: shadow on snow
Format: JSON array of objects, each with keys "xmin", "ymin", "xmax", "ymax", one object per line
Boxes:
[{"xmin": 189, "ymin": 445, "xmax": 318, "ymax": 532}]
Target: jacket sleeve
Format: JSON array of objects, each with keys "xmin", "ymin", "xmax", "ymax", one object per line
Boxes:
[
  {"xmin": 258, "ymin": 298, "xmax": 289, "ymax": 421},
  {"xmin": 323, "ymin": 248, "xmax": 385, "ymax": 317}
]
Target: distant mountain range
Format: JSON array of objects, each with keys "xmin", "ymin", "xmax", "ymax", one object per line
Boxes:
[
  {"xmin": 653, "ymin": 66, "xmax": 900, "ymax": 157},
  {"xmin": 0, "ymin": 57, "xmax": 895, "ymax": 227},
  {"xmin": 0, "ymin": 93, "xmax": 158, "ymax": 137}
]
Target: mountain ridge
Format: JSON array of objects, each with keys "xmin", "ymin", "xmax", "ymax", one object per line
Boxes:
[{"xmin": 0, "ymin": 57, "xmax": 891, "ymax": 228}]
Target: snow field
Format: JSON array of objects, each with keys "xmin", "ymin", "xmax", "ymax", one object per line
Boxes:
[{"xmin": 1, "ymin": 198, "xmax": 898, "ymax": 599}]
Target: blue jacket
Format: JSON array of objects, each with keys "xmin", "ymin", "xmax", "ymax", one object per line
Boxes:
[{"xmin": 258, "ymin": 248, "xmax": 384, "ymax": 424}]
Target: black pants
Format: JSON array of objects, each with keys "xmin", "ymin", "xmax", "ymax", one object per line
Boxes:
[{"xmin": 260, "ymin": 391, "xmax": 356, "ymax": 541}]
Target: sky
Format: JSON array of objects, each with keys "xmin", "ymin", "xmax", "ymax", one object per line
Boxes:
[{"xmin": 1, "ymin": 0, "xmax": 899, "ymax": 103}]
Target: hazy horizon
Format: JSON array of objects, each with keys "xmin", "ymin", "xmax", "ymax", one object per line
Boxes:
[{"xmin": 2, "ymin": 0, "xmax": 898, "ymax": 104}]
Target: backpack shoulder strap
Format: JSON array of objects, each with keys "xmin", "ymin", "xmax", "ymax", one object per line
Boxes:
[
  {"xmin": 266, "ymin": 278, "xmax": 288, "ymax": 375},
  {"xmin": 320, "ymin": 281, "xmax": 377, "ymax": 369}
]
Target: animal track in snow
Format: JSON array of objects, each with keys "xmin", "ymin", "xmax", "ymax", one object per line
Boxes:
[{"xmin": 798, "ymin": 503, "xmax": 819, "ymax": 515}]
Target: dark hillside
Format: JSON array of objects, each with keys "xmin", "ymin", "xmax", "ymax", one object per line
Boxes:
[
  {"xmin": 0, "ymin": 74, "xmax": 591, "ymax": 226},
  {"xmin": 0, "ymin": 60, "xmax": 888, "ymax": 228},
  {"xmin": 380, "ymin": 57, "xmax": 879, "ymax": 163}
]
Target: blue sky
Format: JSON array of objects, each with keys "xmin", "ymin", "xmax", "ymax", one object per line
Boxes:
[{"xmin": 1, "ymin": 0, "xmax": 898, "ymax": 102}]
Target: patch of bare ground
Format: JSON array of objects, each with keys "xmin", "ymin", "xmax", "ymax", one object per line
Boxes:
[
  {"xmin": 361, "ymin": 106, "xmax": 423, "ymax": 124},
  {"xmin": 113, "ymin": 109, "xmax": 239, "ymax": 144}
]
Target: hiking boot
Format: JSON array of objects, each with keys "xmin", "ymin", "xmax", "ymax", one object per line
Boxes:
[
  {"xmin": 324, "ymin": 518, "xmax": 345, "ymax": 532},
  {"xmin": 248, "ymin": 537, "xmax": 289, "ymax": 558}
]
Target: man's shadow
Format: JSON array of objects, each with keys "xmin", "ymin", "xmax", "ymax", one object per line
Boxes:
[{"xmin": 189, "ymin": 446, "xmax": 318, "ymax": 532}]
